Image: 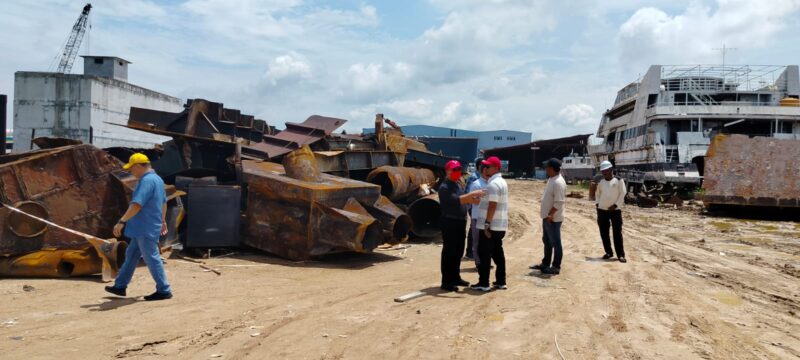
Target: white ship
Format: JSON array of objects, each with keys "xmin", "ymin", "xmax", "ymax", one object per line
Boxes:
[{"xmin": 588, "ymin": 65, "xmax": 800, "ymax": 197}]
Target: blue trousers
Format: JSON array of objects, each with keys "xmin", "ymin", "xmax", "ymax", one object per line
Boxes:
[
  {"xmin": 541, "ymin": 220, "xmax": 563, "ymax": 269},
  {"xmin": 114, "ymin": 235, "xmax": 172, "ymax": 294}
]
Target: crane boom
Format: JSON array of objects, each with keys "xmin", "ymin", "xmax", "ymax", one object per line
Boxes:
[{"xmin": 56, "ymin": 3, "xmax": 92, "ymax": 73}]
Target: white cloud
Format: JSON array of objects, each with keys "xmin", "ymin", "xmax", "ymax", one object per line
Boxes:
[
  {"xmin": 558, "ymin": 104, "xmax": 597, "ymax": 128},
  {"xmin": 264, "ymin": 52, "xmax": 311, "ymax": 85},
  {"xmin": 617, "ymin": 0, "xmax": 800, "ymax": 67},
  {"xmin": 342, "ymin": 62, "xmax": 415, "ymax": 102}
]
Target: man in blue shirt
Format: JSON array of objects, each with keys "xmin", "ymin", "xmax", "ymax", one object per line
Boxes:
[{"xmin": 105, "ymin": 153, "xmax": 172, "ymax": 301}]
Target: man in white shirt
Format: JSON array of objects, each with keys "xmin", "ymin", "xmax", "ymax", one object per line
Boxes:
[
  {"xmin": 470, "ymin": 156, "xmax": 509, "ymax": 292},
  {"xmin": 466, "ymin": 163, "xmax": 488, "ymax": 265},
  {"xmin": 530, "ymin": 158, "xmax": 567, "ymax": 275},
  {"xmin": 595, "ymin": 160, "xmax": 627, "ymax": 262}
]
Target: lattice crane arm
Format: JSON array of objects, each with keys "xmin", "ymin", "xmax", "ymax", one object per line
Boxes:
[{"xmin": 56, "ymin": 3, "xmax": 92, "ymax": 73}]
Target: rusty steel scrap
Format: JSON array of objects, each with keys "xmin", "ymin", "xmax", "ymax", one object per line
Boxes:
[
  {"xmin": 241, "ymin": 146, "xmax": 411, "ymax": 260},
  {"xmin": 126, "ymin": 99, "xmax": 346, "ymax": 160},
  {"xmin": 366, "ymin": 166, "xmax": 435, "ymax": 202},
  {"xmin": 0, "ymin": 144, "xmax": 182, "ymax": 279},
  {"xmin": 703, "ymin": 134, "xmax": 800, "ymax": 208}
]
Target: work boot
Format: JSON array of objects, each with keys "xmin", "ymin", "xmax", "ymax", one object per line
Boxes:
[
  {"xmin": 144, "ymin": 292, "xmax": 173, "ymax": 301},
  {"xmin": 104, "ymin": 286, "xmax": 126, "ymax": 297},
  {"xmin": 541, "ymin": 267, "xmax": 560, "ymax": 275},
  {"xmin": 440, "ymin": 284, "xmax": 458, "ymax": 292},
  {"xmin": 455, "ymin": 279, "xmax": 470, "ymax": 287},
  {"xmin": 619, "ymin": 257, "xmax": 627, "ymax": 263},
  {"xmin": 529, "ymin": 263, "xmax": 546, "ymax": 270},
  {"xmin": 602, "ymin": 254, "xmax": 614, "ymax": 260}
]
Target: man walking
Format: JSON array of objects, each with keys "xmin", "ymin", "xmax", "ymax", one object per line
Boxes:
[
  {"xmin": 105, "ymin": 153, "xmax": 173, "ymax": 301},
  {"xmin": 466, "ymin": 162, "xmax": 488, "ymax": 263},
  {"xmin": 530, "ymin": 158, "xmax": 566, "ymax": 275},
  {"xmin": 471, "ymin": 156, "xmax": 509, "ymax": 292},
  {"xmin": 595, "ymin": 161, "xmax": 627, "ymax": 263},
  {"xmin": 438, "ymin": 160, "xmax": 483, "ymax": 292}
]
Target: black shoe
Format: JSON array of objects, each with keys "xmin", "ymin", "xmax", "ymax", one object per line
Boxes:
[
  {"xmin": 541, "ymin": 267, "xmax": 560, "ymax": 275},
  {"xmin": 440, "ymin": 284, "xmax": 458, "ymax": 292},
  {"xmin": 469, "ymin": 283, "xmax": 491, "ymax": 292},
  {"xmin": 104, "ymin": 286, "xmax": 126, "ymax": 297},
  {"xmin": 602, "ymin": 254, "xmax": 614, "ymax": 260},
  {"xmin": 144, "ymin": 292, "xmax": 173, "ymax": 301},
  {"xmin": 529, "ymin": 263, "xmax": 546, "ymax": 270},
  {"xmin": 619, "ymin": 257, "xmax": 627, "ymax": 263},
  {"xmin": 456, "ymin": 279, "xmax": 470, "ymax": 287},
  {"xmin": 492, "ymin": 282, "xmax": 508, "ymax": 290}
]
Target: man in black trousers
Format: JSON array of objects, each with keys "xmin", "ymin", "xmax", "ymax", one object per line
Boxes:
[
  {"xmin": 595, "ymin": 160, "xmax": 627, "ymax": 263},
  {"xmin": 438, "ymin": 160, "xmax": 483, "ymax": 292}
]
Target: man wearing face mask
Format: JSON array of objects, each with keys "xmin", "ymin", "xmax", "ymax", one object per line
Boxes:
[{"xmin": 438, "ymin": 160, "xmax": 484, "ymax": 292}]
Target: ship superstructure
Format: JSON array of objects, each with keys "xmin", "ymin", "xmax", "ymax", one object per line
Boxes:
[{"xmin": 588, "ymin": 65, "xmax": 800, "ymax": 196}]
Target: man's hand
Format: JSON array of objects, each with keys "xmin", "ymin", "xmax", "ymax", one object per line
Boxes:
[
  {"xmin": 546, "ymin": 214, "xmax": 554, "ymax": 223},
  {"xmin": 609, "ymin": 204, "xmax": 618, "ymax": 211},
  {"xmin": 483, "ymin": 228, "xmax": 492, "ymax": 239},
  {"xmin": 161, "ymin": 221, "xmax": 168, "ymax": 236},
  {"xmin": 113, "ymin": 223, "xmax": 124, "ymax": 238},
  {"xmin": 468, "ymin": 190, "xmax": 485, "ymax": 204}
]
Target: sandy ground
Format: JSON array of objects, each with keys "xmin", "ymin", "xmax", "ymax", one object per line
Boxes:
[{"xmin": 1, "ymin": 179, "xmax": 798, "ymax": 359}]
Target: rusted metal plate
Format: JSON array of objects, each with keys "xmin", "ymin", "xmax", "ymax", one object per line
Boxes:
[
  {"xmin": 703, "ymin": 134, "xmax": 800, "ymax": 208},
  {"xmin": 0, "ymin": 145, "xmax": 130, "ymax": 256},
  {"xmin": 0, "ymin": 144, "xmax": 183, "ymax": 259}
]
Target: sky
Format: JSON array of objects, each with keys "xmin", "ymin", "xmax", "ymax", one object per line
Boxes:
[{"xmin": 1, "ymin": 0, "xmax": 799, "ymax": 139}]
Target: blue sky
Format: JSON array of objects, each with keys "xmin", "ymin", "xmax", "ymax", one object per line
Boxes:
[{"xmin": 1, "ymin": 0, "xmax": 799, "ymax": 139}]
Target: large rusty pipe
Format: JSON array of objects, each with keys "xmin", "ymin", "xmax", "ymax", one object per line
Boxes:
[
  {"xmin": 310, "ymin": 203, "xmax": 383, "ymax": 255},
  {"xmin": 363, "ymin": 196, "xmax": 412, "ymax": 244},
  {"xmin": 366, "ymin": 166, "xmax": 435, "ymax": 201},
  {"xmin": 408, "ymin": 194, "xmax": 440, "ymax": 238}
]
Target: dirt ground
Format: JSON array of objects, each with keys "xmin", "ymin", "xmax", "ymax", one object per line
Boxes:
[{"xmin": 1, "ymin": 179, "xmax": 798, "ymax": 359}]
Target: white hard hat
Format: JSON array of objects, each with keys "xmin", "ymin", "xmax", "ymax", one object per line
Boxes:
[{"xmin": 599, "ymin": 160, "xmax": 613, "ymax": 171}]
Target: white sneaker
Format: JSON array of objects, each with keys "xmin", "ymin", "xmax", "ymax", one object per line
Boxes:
[{"xmin": 469, "ymin": 284, "xmax": 491, "ymax": 292}]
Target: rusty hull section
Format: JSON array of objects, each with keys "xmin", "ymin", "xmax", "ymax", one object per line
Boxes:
[
  {"xmin": 703, "ymin": 134, "xmax": 800, "ymax": 208},
  {"xmin": 0, "ymin": 145, "xmax": 131, "ymax": 256}
]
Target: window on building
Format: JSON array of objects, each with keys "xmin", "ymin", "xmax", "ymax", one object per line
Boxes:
[
  {"xmin": 506, "ymin": 136, "xmax": 515, "ymax": 141},
  {"xmin": 94, "ymin": 58, "xmax": 104, "ymax": 64},
  {"xmin": 494, "ymin": 136, "xmax": 502, "ymax": 141},
  {"xmin": 565, "ymin": 159, "xmax": 572, "ymax": 164}
]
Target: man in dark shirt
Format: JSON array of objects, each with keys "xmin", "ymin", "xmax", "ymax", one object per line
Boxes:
[{"xmin": 438, "ymin": 160, "xmax": 483, "ymax": 292}]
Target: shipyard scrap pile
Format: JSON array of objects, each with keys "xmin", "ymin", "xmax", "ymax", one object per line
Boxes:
[{"xmin": 1, "ymin": 99, "xmax": 451, "ymax": 278}]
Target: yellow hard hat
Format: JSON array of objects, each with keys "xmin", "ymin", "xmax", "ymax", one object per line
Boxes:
[{"xmin": 123, "ymin": 153, "xmax": 150, "ymax": 170}]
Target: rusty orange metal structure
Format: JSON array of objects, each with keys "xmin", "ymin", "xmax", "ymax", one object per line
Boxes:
[
  {"xmin": 0, "ymin": 144, "xmax": 179, "ymax": 278},
  {"xmin": 703, "ymin": 134, "xmax": 800, "ymax": 208},
  {"xmin": 241, "ymin": 146, "xmax": 410, "ymax": 260}
]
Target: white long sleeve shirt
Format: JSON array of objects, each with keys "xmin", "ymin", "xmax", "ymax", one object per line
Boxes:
[
  {"xmin": 540, "ymin": 174, "xmax": 566, "ymax": 222},
  {"xmin": 596, "ymin": 176, "xmax": 626, "ymax": 211}
]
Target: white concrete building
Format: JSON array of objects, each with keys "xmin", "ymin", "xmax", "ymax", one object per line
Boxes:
[{"xmin": 13, "ymin": 56, "xmax": 182, "ymax": 151}]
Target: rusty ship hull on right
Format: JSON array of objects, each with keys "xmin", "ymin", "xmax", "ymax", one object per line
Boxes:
[{"xmin": 588, "ymin": 65, "xmax": 800, "ymax": 207}]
